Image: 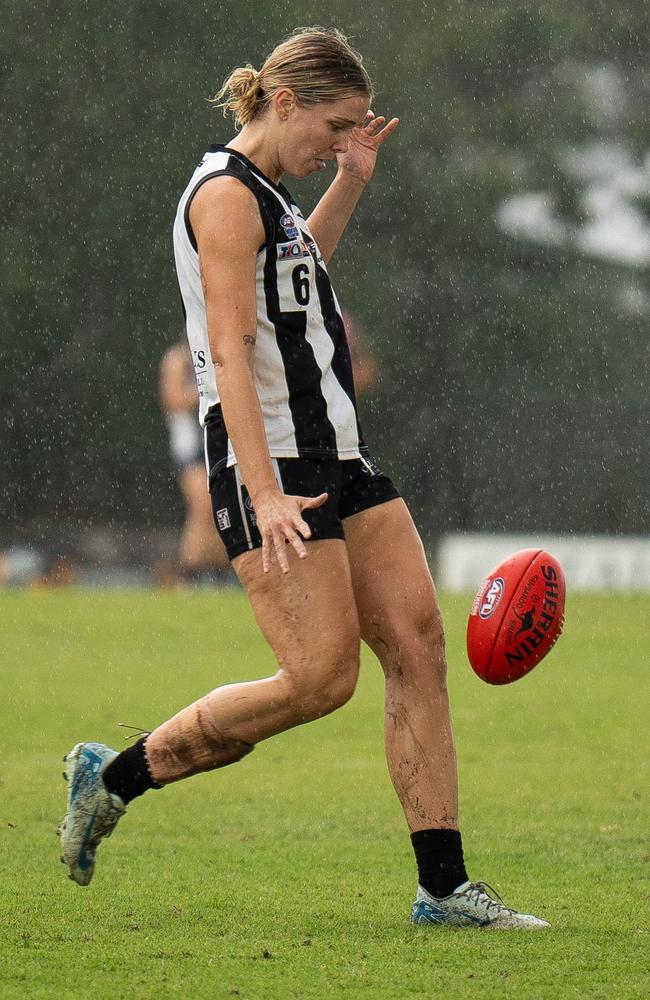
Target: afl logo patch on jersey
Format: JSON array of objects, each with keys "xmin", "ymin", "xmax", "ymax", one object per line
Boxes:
[{"xmin": 280, "ymin": 213, "xmax": 299, "ymax": 240}]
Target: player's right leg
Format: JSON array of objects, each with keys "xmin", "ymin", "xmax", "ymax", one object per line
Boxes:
[
  {"xmin": 144, "ymin": 538, "xmax": 360, "ymax": 781},
  {"xmin": 59, "ymin": 537, "xmax": 360, "ymax": 884}
]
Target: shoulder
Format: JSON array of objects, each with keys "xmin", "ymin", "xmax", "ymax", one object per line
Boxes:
[
  {"xmin": 191, "ymin": 175, "xmax": 261, "ymax": 226},
  {"xmin": 189, "ymin": 175, "xmax": 265, "ymax": 253}
]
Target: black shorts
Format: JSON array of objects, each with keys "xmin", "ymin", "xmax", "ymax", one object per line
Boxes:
[{"xmin": 210, "ymin": 455, "xmax": 400, "ymax": 561}]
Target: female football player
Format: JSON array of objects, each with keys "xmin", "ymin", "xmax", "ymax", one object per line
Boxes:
[{"xmin": 60, "ymin": 27, "xmax": 547, "ymax": 929}]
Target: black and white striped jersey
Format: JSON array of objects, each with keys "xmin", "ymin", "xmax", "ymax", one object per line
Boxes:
[{"xmin": 172, "ymin": 144, "xmax": 367, "ymax": 481}]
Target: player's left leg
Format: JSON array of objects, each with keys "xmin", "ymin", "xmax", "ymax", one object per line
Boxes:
[
  {"xmin": 343, "ymin": 499, "xmax": 460, "ymax": 833},
  {"xmin": 343, "ymin": 498, "xmax": 549, "ymax": 928}
]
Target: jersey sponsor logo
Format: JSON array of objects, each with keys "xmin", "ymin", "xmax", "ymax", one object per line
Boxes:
[
  {"xmin": 216, "ymin": 508, "xmax": 231, "ymax": 531},
  {"xmin": 279, "ymin": 240, "xmax": 312, "ymax": 260},
  {"xmin": 479, "ymin": 577, "xmax": 505, "ymax": 619},
  {"xmin": 280, "ymin": 213, "xmax": 299, "ymax": 240},
  {"xmin": 193, "ymin": 349, "xmax": 206, "ymax": 370}
]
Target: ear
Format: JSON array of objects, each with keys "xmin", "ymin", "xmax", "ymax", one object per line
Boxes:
[{"xmin": 273, "ymin": 87, "xmax": 296, "ymax": 121}]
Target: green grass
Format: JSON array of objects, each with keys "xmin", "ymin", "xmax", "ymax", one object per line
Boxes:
[{"xmin": 0, "ymin": 589, "xmax": 648, "ymax": 999}]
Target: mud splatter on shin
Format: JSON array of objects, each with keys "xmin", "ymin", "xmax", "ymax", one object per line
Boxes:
[{"xmin": 144, "ymin": 695, "xmax": 254, "ymax": 784}]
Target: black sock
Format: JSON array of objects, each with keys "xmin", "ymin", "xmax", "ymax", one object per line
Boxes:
[
  {"xmin": 103, "ymin": 737, "xmax": 162, "ymax": 805},
  {"xmin": 410, "ymin": 828, "xmax": 468, "ymax": 898}
]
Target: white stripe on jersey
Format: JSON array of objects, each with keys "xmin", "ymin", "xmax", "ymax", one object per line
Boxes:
[{"xmin": 173, "ymin": 147, "xmax": 364, "ymax": 469}]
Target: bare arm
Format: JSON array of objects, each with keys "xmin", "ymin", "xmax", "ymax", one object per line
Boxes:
[
  {"xmin": 307, "ymin": 111, "xmax": 399, "ymax": 265},
  {"xmin": 306, "ymin": 172, "xmax": 366, "ymax": 265},
  {"xmin": 191, "ymin": 177, "xmax": 275, "ymax": 499},
  {"xmin": 190, "ymin": 178, "xmax": 326, "ymax": 572}
]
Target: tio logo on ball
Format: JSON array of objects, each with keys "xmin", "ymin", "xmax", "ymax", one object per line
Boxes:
[{"xmin": 479, "ymin": 577, "xmax": 505, "ymax": 619}]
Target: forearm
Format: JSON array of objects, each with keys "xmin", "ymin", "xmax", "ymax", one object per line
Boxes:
[
  {"xmin": 307, "ymin": 170, "xmax": 366, "ymax": 264},
  {"xmin": 215, "ymin": 356, "xmax": 277, "ymax": 500}
]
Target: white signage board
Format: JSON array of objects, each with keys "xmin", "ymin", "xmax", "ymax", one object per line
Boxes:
[{"xmin": 436, "ymin": 534, "xmax": 650, "ymax": 592}]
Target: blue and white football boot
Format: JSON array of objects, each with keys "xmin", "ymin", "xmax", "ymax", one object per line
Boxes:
[
  {"xmin": 411, "ymin": 881, "xmax": 550, "ymax": 929},
  {"xmin": 58, "ymin": 742, "xmax": 126, "ymax": 886}
]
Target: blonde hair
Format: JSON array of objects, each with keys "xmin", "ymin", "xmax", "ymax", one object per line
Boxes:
[{"xmin": 211, "ymin": 27, "xmax": 374, "ymax": 129}]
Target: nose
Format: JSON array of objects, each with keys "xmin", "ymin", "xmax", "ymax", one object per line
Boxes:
[{"xmin": 332, "ymin": 136, "xmax": 350, "ymax": 154}]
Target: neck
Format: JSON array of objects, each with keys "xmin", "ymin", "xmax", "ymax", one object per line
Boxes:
[{"xmin": 225, "ymin": 125, "xmax": 282, "ymax": 184}]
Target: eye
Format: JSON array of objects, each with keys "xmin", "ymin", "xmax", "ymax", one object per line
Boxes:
[{"xmin": 330, "ymin": 123, "xmax": 344, "ymax": 132}]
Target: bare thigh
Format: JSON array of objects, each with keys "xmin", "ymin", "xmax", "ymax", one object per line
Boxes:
[
  {"xmin": 232, "ymin": 539, "xmax": 361, "ymax": 713},
  {"xmin": 343, "ymin": 498, "xmax": 443, "ymax": 662}
]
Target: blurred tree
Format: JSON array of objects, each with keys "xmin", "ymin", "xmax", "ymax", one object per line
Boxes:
[{"xmin": 1, "ymin": 0, "xmax": 648, "ymax": 547}]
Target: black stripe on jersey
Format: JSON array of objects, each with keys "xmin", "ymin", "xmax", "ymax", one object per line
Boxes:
[
  {"xmin": 263, "ymin": 242, "xmax": 338, "ymax": 456},
  {"xmin": 312, "ymin": 259, "xmax": 367, "ymax": 451},
  {"xmin": 183, "ymin": 160, "xmax": 275, "ymax": 253}
]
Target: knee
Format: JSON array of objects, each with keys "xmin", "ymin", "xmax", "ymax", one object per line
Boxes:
[
  {"xmin": 366, "ymin": 605, "xmax": 447, "ymax": 685},
  {"xmin": 316, "ymin": 661, "xmax": 359, "ymax": 715},
  {"xmin": 284, "ymin": 647, "xmax": 360, "ymax": 722},
  {"xmin": 415, "ymin": 606, "xmax": 446, "ymax": 656}
]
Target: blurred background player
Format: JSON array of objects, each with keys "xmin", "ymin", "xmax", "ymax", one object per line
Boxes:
[
  {"xmin": 158, "ymin": 340, "xmax": 231, "ymax": 585},
  {"xmin": 341, "ymin": 310, "xmax": 379, "ymax": 399}
]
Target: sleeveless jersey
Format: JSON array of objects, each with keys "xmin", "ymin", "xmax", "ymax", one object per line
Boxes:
[{"xmin": 172, "ymin": 145, "xmax": 367, "ymax": 481}]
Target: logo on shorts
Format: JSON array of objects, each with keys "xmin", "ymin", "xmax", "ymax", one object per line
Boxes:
[
  {"xmin": 280, "ymin": 213, "xmax": 299, "ymax": 240},
  {"xmin": 360, "ymin": 457, "xmax": 380, "ymax": 477},
  {"xmin": 244, "ymin": 495, "xmax": 257, "ymax": 526},
  {"xmin": 216, "ymin": 508, "xmax": 231, "ymax": 531}
]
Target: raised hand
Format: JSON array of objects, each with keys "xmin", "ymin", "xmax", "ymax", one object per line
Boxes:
[{"xmin": 336, "ymin": 110, "xmax": 400, "ymax": 186}]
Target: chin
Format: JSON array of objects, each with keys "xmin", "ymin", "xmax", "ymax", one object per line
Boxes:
[{"xmin": 288, "ymin": 166, "xmax": 316, "ymax": 180}]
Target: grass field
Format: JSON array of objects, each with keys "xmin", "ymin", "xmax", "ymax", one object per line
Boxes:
[{"xmin": 1, "ymin": 589, "xmax": 648, "ymax": 999}]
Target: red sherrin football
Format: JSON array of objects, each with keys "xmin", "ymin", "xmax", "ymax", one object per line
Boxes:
[{"xmin": 467, "ymin": 548, "xmax": 565, "ymax": 684}]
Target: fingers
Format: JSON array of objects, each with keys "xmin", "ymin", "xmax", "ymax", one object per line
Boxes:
[
  {"xmin": 376, "ymin": 117, "xmax": 400, "ymax": 142},
  {"xmin": 261, "ymin": 532, "xmax": 272, "ymax": 574},
  {"xmin": 263, "ymin": 526, "xmax": 308, "ymax": 575},
  {"xmin": 299, "ymin": 492, "xmax": 328, "ymax": 510},
  {"xmin": 272, "ymin": 529, "xmax": 291, "ymax": 574},
  {"xmin": 365, "ymin": 113, "xmax": 384, "ymax": 132},
  {"xmin": 262, "ymin": 528, "xmax": 292, "ymax": 575},
  {"xmin": 262, "ymin": 513, "xmax": 317, "ymax": 574},
  {"xmin": 363, "ymin": 112, "xmax": 400, "ymax": 143},
  {"xmin": 259, "ymin": 493, "xmax": 329, "ymax": 574}
]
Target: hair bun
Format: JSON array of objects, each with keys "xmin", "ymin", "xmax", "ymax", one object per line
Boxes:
[{"xmin": 210, "ymin": 29, "xmax": 372, "ymax": 130}]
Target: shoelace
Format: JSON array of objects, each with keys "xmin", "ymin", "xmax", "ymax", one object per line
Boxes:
[
  {"xmin": 118, "ymin": 722, "xmax": 151, "ymax": 741},
  {"xmin": 461, "ymin": 881, "xmax": 513, "ymax": 913},
  {"xmin": 91, "ymin": 802, "xmax": 124, "ymax": 843}
]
